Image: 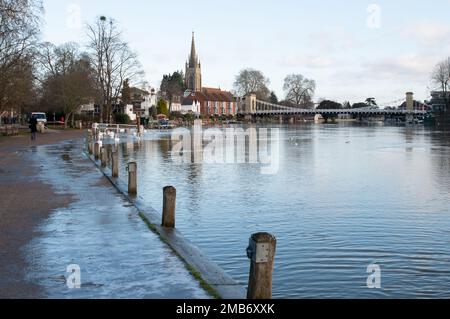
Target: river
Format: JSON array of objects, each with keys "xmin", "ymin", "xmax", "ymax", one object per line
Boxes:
[{"xmin": 115, "ymin": 124, "xmax": 450, "ymax": 298}]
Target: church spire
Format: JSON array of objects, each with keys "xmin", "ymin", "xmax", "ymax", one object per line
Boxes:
[
  {"xmin": 185, "ymin": 32, "xmax": 202, "ymax": 92},
  {"xmin": 189, "ymin": 31, "xmax": 197, "ymax": 67}
]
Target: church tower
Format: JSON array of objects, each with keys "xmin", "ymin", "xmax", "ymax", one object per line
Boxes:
[{"xmin": 185, "ymin": 32, "xmax": 202, "ymax": 92}]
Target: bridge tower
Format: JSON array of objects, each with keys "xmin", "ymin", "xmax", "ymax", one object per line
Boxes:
[
  {"xmin": 406, "ymin": 92, "xmax": 414, "ymax": 111},
  {"xmin": 406, "ymin": 92, "xmax": 414, "ymax": 123},
  {"xmin": 243, "ymin": 93, "xmax": 257, "ymax": 114}
]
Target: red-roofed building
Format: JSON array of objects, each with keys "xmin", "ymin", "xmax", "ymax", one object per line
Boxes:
[
  {"xmin": 398, "ymin": 100, "xmax": 430, "ymax": 111},
  {"xmin": 182, "ymin": 34, "xmax": 238, "ymax": 116},
  {"xmin": 183, "ymin": 88, "xmax": 237, "ymax": 116}
]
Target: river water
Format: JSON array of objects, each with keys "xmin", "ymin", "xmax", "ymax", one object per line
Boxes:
[{"xmin": 115, "ymin": 124, "xmax": 450, "ymax": 298}]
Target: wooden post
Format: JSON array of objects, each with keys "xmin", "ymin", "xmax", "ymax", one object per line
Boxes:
[
  {"xmin": 100, "ymin": 147, "xmax": 107, "ymax": 167},
  {"xmin": 87, "ymin": 130, "xmax": 92, "ymax": 147},
  {"xmin": 246, "ymin": 232, "xmax": 277, "ymax": 299},
  {"xmin": 112, "ymin": 151, "xmax": 119, "ymax": 178},
  {"xmin": 162, "ymin": 186, "xmax": 176, "ymax": 228},
  {"xmin": 137, "ymin": 118, "xmax": 141, "ymax": 138},
  {"xmin": 87, "ymin": 140, "xmax": 93, "ymax": 155},
  {"xmin": 128, "ymin": 162, "xmax": 137, "ymax": 195},
  {"xmin": 106, "ymin": 144, "xmax": 112, "ymax": 163},
  {"xmin": 94, "ymin": 142, "xmax": 100, "ymax": 160}
]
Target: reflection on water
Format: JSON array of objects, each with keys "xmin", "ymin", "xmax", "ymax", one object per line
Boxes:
[{"xmin": 117, "ymin": 124, "xmax": 450, "ymax": 298}]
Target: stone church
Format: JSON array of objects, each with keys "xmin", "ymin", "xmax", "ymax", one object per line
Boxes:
[
  {"xmin": 182, "ymin": 33, "xmax": 238, "ymax": 116},
  {"xmin": 185, "ymin": 32, "xmax": 202, "ymax": 92}
]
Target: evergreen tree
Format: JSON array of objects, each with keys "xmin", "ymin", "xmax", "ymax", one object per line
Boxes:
[
  {"xmin": 160, "ymin": 71, "xmax": 186, "ymax": 103},
  {"xmin": 270, "ymin": 91, "xmax": 278, "ymax": 104},
  {"xmin": 156, "ymin": 99, "xmax": 169, "ymax": 116}
]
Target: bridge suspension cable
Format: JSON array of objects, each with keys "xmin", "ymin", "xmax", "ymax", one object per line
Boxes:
[{"xmin": 376, "ymin": 97, "xmax": 405, "ymax": 108}]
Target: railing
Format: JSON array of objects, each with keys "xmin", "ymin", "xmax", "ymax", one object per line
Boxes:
[
  {"xmin": 92, "ymin": 123, "xmax": 139, "ymax": 131},
  {"xmin": 238, "ymin": 99, "xmax": 429, "ymax": 116},
  {"xmin": 253, "ymin": 109, "xmax": 428, "ymax": 115},
  {"xmin": 92, "ymin": 123, "xmax": 141, "ymax": 137},
  {"xmin": 0, "ymin": 124, "xmax": 20, "ymax": 136}
]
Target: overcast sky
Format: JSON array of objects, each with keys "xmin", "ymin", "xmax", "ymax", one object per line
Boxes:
[{"xmin": 42, "ymin": 0, "xmax": 450, "ymax": 105}]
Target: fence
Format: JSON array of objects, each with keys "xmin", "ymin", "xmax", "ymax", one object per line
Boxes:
[{"xmin": 0, "ymin": 125, "xmax": 20, "ymax": 136}]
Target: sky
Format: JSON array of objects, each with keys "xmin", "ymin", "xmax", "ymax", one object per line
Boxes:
[{"xmin": 41, "ymin": 0, "xmax": 450, "ymax": 106}]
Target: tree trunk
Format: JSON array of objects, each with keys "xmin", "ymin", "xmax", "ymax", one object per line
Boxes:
[{"xmin": 64, "ymin": 112, "xmax": 73, "ymax": 129}]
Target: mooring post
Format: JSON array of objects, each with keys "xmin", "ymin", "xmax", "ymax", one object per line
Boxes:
[
  {"xmin": 94, "ymin": 142, "xmax": 100, "ymax": 160},
  {"xmin": 137, "ymin": 120, "xmax": 141, "ymax": 138},
  {"xmin": 162, "ymin": 186, "xmax": 176, "ymax": 228},
  {"xmin": 106, "ymin": 144, "xmax": 112, "ymax": 163},
  {"xmin": 128, "ymin": 162, "xmax": 137, "ymax": 195},
  {"xmin": 100, "ymin": 146, "xmax": 107, "ymax": 167},
  {"xmin": 87, "ymin": 130, "xmax": 93, "ymax": 148},
  {"xmin": 246, "ymin": 232, "xmax": 277, "ymax": 299},
  {"xmin": 87, "ymin": 140, "xmax": 93, "ymax": 155},
  {"xmin": 112, "ymin": 151, "xmax": 119, "ymax": 178}
]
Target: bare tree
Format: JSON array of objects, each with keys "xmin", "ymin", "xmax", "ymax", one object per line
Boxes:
[
  {"xmin": 1, "ymin": 57, "xmax": 36, "ymax": 115},
  {"xmin": 234, "ymin": 68, "xmax": 270, "ymax": 101},
  {"xmin": 38, "ymin": 43, "xmax": 97, "ymax": 127},
  {"xmin": 37, "ymin": 42, "xmax": 80, "ymax": 79},
  {"xmin": 0, "ymin": 0, "xmax": 42, "ymax": 113},
  {"xmin": 432, "ymin": 57, "xmax": 450, "ymax": 113},
  {"xmin": 342, "ymin": 101, "xmax": 351, "ymax": 109},
  {"xmin": 86, "ymin": 16, "xmax": 144, "ymax": 123},
  {"xmin": 432, "ymin": 58, "xmax": 450, "ymax": 94},
  {"xmin": 283, "ymin": 74, "xmax": 316, "ymax": 107}
]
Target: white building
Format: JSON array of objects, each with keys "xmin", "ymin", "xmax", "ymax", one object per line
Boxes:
[
  {"xmin": 77, "ymin": 102, "xmax": 96, "ymax": 115},
  {"xmin": 169, "ymin": 95, "xmax": 182, "ymax": 113},
  {"xmin": 180, "ymin": 100, "xmax": 201, "ymax": 115},
  {"xmin": 170, "ymin": 103, "xmax": 181, "ymax": 113},
  {"xmin": 125, "ymin": 104, "xmax": 137, "ymax": 121},
  {"xmin": 141, "ymin": 88, "xmax": 157, "ymax": 118},
  {"xmin": 126, "ymin": 86, "xmax": 158, "ymax": 119}
]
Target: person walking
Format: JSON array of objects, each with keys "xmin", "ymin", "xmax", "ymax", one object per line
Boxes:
[{"xmin": 29, "ymin": 116, "xmax": 38, "ymax": 141}]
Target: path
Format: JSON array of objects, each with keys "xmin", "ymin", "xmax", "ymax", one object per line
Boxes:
[{"xmin": 0, "ymin": 130, "xmax": 210, "ymax": 298}]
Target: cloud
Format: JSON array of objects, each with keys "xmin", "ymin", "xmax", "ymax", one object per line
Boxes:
[
  {"xmin": 361, "ymin": 54, "xmax": 437, "ymax": 79},
  {"xmin": 307, "ymin": 27, "xmax": 363, "ymax": 52},
  {"xmin": 402, "ymin": 21, "xmax": 450, "ymax": 46},
  {"xmin": 279, "ymin": 55, "xmax": 337, "ymax": 69}
]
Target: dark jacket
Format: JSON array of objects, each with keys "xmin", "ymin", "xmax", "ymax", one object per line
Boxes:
[{"xmin": 29, "ymin": 118, "xmax": 38, "ymax": 133}]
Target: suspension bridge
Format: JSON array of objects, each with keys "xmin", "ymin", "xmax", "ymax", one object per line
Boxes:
[{"xmin": 238, "ymin": 93, "xmax": 427, "ymax": 118}]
